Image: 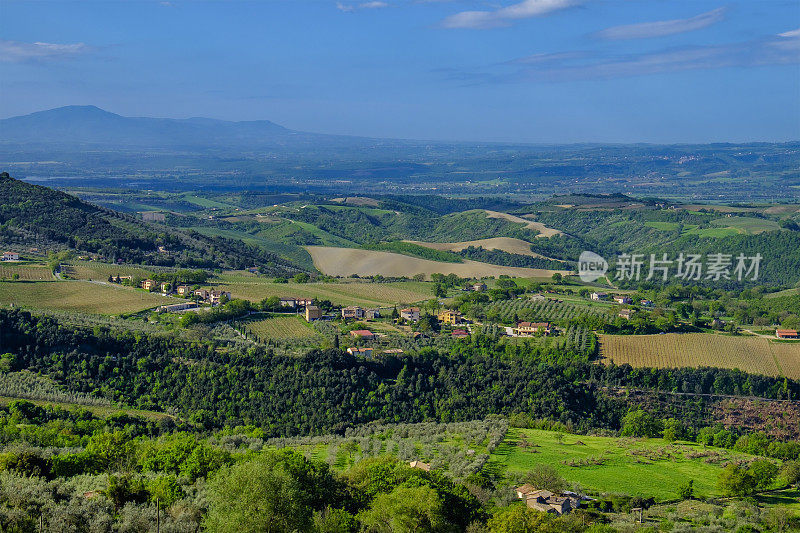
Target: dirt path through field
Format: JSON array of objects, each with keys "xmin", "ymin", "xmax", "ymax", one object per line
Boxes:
[{"xmin": 483, "ymin": 210, "xmax": 563, "ymax": 238}]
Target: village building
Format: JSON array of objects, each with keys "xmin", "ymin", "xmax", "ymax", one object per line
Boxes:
[
  {"xmin": 437, "ymin": 309, "xmax": 462, "ymax": 325},
  {"xmin": 194, "ymin": 289, "xmax": 210, "ymax": 300},
  {"xmin": 295, "ymin": 297, "xmax": 314, "ymax": 307},
  {"xmin": 176, "ymin": 285, "xmax": 191, "ymax": 296},
  {"xmin": 341, "ymin": 306, "xmax": 365, "ymax": 320},
  {"xmin": 614, "ymin": 295, "xmax": 633, "ymax": 305},
  {"xmin": 159, "ymin": 282, "xmax": 171, "ymax": 293},
  {"xmin": 640, "ymin": 299, "xmax": 654, "ymax": 307},
  {"xmin": 279, "ymin": 298, "xmax": 297, "ymax": 308},
  {"xmin": 305, "ymin": 305, "xmax": 322, "ymax": 321},
  {"xmin": 346, "ymin": 346, "xmax": 373, "ymax": 357},
  {"xmin": 349, "ymin": 330, "xmax": 375, "ymax": 340},
  {"xmin": 451, "ymin": 329, "xmax": 469, "ymax": 338},
  {"xmin": 776, "ymin": 329, "xmax": 799, "ymax": 339},
  {"xmin": 208, "ymin": 290, "xmax": 231, "ymax": 305},
  {"xmin": 365, "ymin": 308, "xmax": 381, "ymax": 320},
  {"xmin": 618, "ymin": 309, "xmax": 633, "ymax": 320},
  {"xmin": 141, "ymin": 279, "xmax": 156, "ymax": 291},
  {"xmin": 2, "ymin": 252, "xmax": 20, "ymax": 261},
  {"xmin": 400, "ymin": 307, "xmax": 420, "ymax": 322},
  {"xmin": 382, "ymin": 348, "xmax": 404, "ymax": 355},
  {"xmin": 590, "ymin": 292, "xmax": 607, "ymax": 301},
  {"xmin": 513, "ymin": 322, "xmax": 552, "ymax": 336},
  {"xmin": 472, "ymin": 282, "xmax": 487, "ymax": 292}
]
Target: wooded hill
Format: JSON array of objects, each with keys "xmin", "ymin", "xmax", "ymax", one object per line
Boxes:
[{"xmin": 0, "ymin": 173, "xmax": 300, "ymax": 274}]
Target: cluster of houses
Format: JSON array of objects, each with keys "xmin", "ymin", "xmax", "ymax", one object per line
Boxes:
[
  {"xmin": 514, "ymin": 485, "xmax": 583, "ymax": 515},
  {"xmin": 139, "ymin": 279, "xmax": 231, "ymax": 305},
  {"xmin": 1, "ymin": 252, "xmax": 20, "ymax": 262}
]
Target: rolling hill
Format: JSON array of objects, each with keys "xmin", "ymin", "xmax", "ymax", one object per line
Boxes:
[{"xmin": 0, "ymin": 172, "xmax": 300, "ymax": 274}]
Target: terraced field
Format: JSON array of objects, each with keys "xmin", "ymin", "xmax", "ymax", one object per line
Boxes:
[
  {"xmin": 0, "ymin": 264, "xmax": 54, "ymax": 281},
  {"xmin": 0, "ymin": 281, "xmax": 173, "ymax": 314},
  {"xmin": 306, "ymin": 246, "xmax": 568, "ymax": 279},
  {"xmin": 213, "ymin": 274, "xmax": 433, "ymax": 306},
  {"xmin": 600, "ymin": 333, "xmax": 800, "ymax": 379}
]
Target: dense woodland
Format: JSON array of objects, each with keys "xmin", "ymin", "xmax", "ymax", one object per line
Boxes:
[{"xmin": 1, "ymin": 309, "xmax": 797, "ymax": 439}]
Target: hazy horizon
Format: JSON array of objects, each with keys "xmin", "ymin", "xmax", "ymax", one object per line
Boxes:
[{"xmin": 2, "ymin": 0, "xmax": 799, "ymax": 144}]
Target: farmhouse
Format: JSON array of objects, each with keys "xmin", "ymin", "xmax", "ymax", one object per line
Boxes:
[
  {"xmin": 515, "ymin": 486, "xmax": 579, "ymax": 515},
  {"xmin": 295, "ymin": 297, "xmax": 314, "ymax": 307},
  {"xmin": 365, "ymin": 308, "xmax": 381, "ymax": 320},
  {"xmin": 640, "ymin": 299, "xmax": 654, "ymax": 307},
  {"xmin": 437, "ymin": 309, "xmax": 462, "ymax": 325},
  {"xmin": 141, "ymin": 279, "xmax": 156, "ymax": 291},
  {"xmin": 176, "ymin": 285, "xmax": 191, "ymax": 296},
  {"xmin": 618, "ymin": 309, "xmax": 633, "ymax": 320},
  {"xmin": 347, "ymin": 347, "xmax": 373, "ymax": 357},
  {"xmin": 305, "ymin": 306, "xmax": 322, "ymax": 321},
  {"xmin": 349, "ymin": 330, "xmax": 375, "ymax": 340},
  {"xmin": 614, "ymin": 295, "xmax": 633, "ymax": 305},
  {"xmin": 2, "ymin": 252, "xmax": 20, "ymax": 261},
  {"xmin": 472, "ymin": 282, "xmax": 487, "ymax": 292},
  {"xmin": 590, "ymin": 292, "xmax": 608, "ymax": 301},
  {"xmin": 776, "ymin": 329, "xmax": 799, "ymax": 339},
  {"xmin": 159, "ymin": 282, "xmax": 171, "ymax": 293},
  {"xmin": 342, "ymin": 306, "xmax": 365, "ymax": 320},
  {"xmin": 400, "ymin": 307, "xmax": 420, "ymax": 322},
  {"xmin": 382, "ymin": 348, "xmax": 404, "ymax": 355},
  {"xmin": 513, "ymin": 322, "xmax": 552, "ymax": 336},
  {"xmin": 279, "ymin": 298, "xmax": 297, "ymax": 308}
]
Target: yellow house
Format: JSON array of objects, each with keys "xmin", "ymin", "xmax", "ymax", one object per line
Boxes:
[{"xmin": 437, "ymin": 310, "xmax": 462, "ymax": 325}]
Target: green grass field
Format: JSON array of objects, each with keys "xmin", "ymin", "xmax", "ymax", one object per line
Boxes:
[
  {"xmin": 490, "ymin": 428, "xmax": 760, "ymax": 501},
  {"xmin": 213, "ymin": 274, "xmax": 434, "ymax": 306},
  {"xmin": 710, "ymin": 216, "xmax": 782, "ymax": 235},
  {"xmin": 0, "ymin": 281, "xmax": 173, "ymax": 314},
  {"xmin": 244, "ymin": 315, "xmax": 322, "ymax": 341}
]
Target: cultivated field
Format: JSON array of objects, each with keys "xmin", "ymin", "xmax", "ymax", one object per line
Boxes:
[
  {"xmin": 244, "ymin": 315, "xmax": 322, "ymax": 342},
  {"xmin": 0, "ymin": 264, "xmax": 54, "ymax": 281},
  {"xmin": 484, "ymin": 210, "xmax": 563, "ymax": 237},
  {"xmin": 493, "ymin": 428, "xmax": 760, "ymax": 501},
  {"xmin": 61, "ymin": 261, "xmax": 155, "ymax": 280},
  {"xmin": 406, "ymin": 237, "xmax": 549, "ymax": 258},
  {"xmin": 0, "ymin": 281, "xmax": 173, "ymax": 314},
  {"xmin": 305, "ymin": 246, "xmax": 568, "ymax": 279},
  {"xmin": 213, "ymin": 273, "xmax": 433, "ymax": 306},
  {"xmin": 600, "ymin": 333, "xmax": 800, "ymax": 379}
]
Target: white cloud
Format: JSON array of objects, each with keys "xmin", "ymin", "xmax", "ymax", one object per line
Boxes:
[
  {"xmin": 441, "ymin": 0, "xmax": 581, "ymax": 29},
  {"xmin": 443, "ymin": 29, "xmax": 800, "ymax": 84},
  {"xmin": 594, "ymin": 7, "xmax": 727, "ymax": 41},
  {"xmin": 0, "ymin": 40, "xmax": 93, "ymax": 63},
  {"xmin": 337, "ymin": 0, "xmax": 389, "ymax": 12},
  {"xmin": 778, "ymin": 27, "xmax": 800, "ymax": 38}
]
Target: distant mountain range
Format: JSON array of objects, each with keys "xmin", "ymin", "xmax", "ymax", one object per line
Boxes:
[{"xmin": 0, "ymin": 105, "xmax": 359, "ymax": 149}]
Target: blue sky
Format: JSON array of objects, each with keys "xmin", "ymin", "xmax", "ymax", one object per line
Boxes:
[{"xmin": 1, "ymin": 0, "xmax": 798, "ymax": 143}]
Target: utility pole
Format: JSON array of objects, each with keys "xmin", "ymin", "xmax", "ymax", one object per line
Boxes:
[{"xmin": 156, "ymin": 498, "xmax": 160, "ymax": 533}]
